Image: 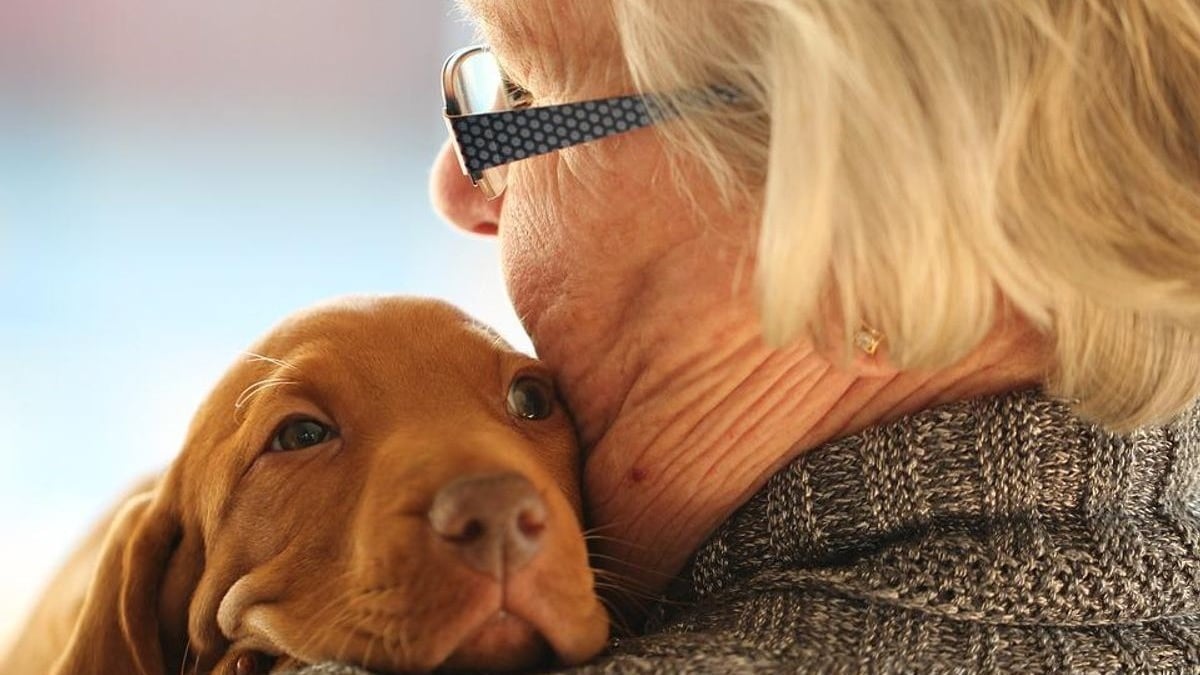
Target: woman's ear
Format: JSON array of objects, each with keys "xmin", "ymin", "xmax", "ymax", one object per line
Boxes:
[{"xmin": 52, "ymin": 489, "xmax": 188, "ymax": 675}]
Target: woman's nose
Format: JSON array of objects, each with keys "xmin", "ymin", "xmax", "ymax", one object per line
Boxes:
[{"xmin": 429, "ymin": 138, "xmax": 502, "ymax": 236}]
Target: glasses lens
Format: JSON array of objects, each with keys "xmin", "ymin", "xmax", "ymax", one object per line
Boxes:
[
  {"xmin": 448, "ymin": 48, "xmax": 510, "ymax": 197},
  {"xmin": 453, "ymin": 49, "xmax": 505, "ymax": 114}
]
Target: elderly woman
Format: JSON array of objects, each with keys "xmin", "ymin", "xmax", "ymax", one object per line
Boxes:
[{"xmin": 340, "ymin": 0, "xmax": 1200, "ymax": 672}]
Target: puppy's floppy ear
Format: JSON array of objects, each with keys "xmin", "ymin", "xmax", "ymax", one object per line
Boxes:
[{"xmin": 52, "ymin": 488, "xmax": 189, "ymax": 675}]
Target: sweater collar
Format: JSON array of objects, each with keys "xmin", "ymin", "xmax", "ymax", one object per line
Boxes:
[{"xmin": 678, "ymin": 388, "xmax": 1200, "ymax": 625}]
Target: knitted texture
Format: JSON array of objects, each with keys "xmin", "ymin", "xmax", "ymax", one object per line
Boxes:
[{"xmin": 292, "ymin": 388, "xmax": 1200, "ymax": 673}]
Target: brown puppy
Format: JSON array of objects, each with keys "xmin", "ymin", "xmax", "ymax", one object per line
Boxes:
[{"xmin": 1, "ymin": 296, "xmax": 608, "ymax": 674}]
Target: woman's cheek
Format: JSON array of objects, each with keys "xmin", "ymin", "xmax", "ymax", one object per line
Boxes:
[
  {"xmin": 498, "ymin": 182, "xmax": 573, "ymax": 329},
  {"xmin": 495, "ymin": 137, "xmax": 682, "ymax": 333}
]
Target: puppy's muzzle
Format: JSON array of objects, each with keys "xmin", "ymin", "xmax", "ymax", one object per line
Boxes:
[{"xmin": 429, "ymin": 473, "xmax": 547, "ymax": 579}]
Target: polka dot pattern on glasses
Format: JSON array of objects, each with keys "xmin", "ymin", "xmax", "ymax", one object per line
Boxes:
[{"xmin": 449, "ymin": 94, "xmax": 668, "ymax": 176}]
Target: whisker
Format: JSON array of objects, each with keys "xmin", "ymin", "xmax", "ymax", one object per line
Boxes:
[
  {"xmin": 595, "ymin": 594, "xmax": 636, "ymax": 637},
  {"xmin": 592, "ymin": 566, "xmax": 650, "ymax": 584},
  {"xmin": 590, "ymin": 571, "xmax": 648, "ymax": 593},
  {"xmin": 588, "ymin": 552, "xmax": 679, "ymax": 581},
  {"xmin": 242, "ymin": 352, "xmax": 299, "ymax": 371},
  {"xmin": 582, "ymin": 533, "xmax": 655, "ymax": 554},
  {"xmin": 177, "ymin": 638, "xmax": 190, "ymax": 675},
  {"xmin": 593, "ymin": 571, "xmax": 654, "ymax": 591},
  {"xmin": 307, "ymin": 583, "xmax": 403, "ymax": 670},
  {"xmin": 397, "ymin": 611, "xmax": 414, "ymax": 666},
  {"xmin": 582, "ymin": 533, "xmax": 634, "ymax": 545},
  {"xmin": 363, "ymin": 620, "xmax": 378, "ymax": 671},
  {"xmin": 592, "ymin": 565, "xmax": 692, "ymax": 618},
  {"xmin": 234, "ymin": 377, "xmax": 297, "ymax": 410},
  {"xmin": 382, "ymin": 617, "xmax": 400, "ymax": 667},
  {"xmin": 594, "ymin": 569, "xmax": 690, "ymax": 606},
  {"xmin": 333, "ymin": 606, "xmax": 361, "ymax": 667},
  {"xmin": 188, "ymin": 640, "xmax": 203, "ymax": 675},
  {"xmin": 593, "ymin": 578, "xmax": 662, "ymax": 605},
  {"xmin": 292, "ymin": 585, "xmax": 357, "ymax": 664},
  {"xmin": 592, "ymin": 573, "xmax": 655, "ymax": 600},
  {"xmin": 581, "ymin": 522, "xmax": 625, "ymax": 536}
]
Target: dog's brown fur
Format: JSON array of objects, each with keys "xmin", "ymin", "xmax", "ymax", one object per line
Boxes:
[{"xmin": 1, "ymin": 296, "xmax": 608, "ymax": 674}]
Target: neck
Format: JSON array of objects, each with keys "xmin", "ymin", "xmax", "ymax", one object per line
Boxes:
[{"xmin": 573, "ymin": 300, "xmax": 1047, "ymax": 608}]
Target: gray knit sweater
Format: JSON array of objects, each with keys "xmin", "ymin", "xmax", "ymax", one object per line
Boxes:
[{"xmin": 294, "ymin": 389, "xmax": 1200, "ymax": 673}]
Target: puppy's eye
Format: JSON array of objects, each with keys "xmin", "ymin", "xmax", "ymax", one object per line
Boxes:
[
  {"xmin": 270, "ymin": 417, "xmax": 337, "ymax": 452},
  {"xmin": 506, "ymin": 375, "xmax": 554, "ymax": 420}
]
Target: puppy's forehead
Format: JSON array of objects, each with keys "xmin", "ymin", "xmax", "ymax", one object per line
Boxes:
[{"xmin": 249, "ymin": 296, "xmax": 525, "ymax": 382}]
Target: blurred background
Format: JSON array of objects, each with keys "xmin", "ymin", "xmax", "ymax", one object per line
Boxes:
[{"xmin": 0, "ymin": 2, "xmax": 526, "ymax": 644}]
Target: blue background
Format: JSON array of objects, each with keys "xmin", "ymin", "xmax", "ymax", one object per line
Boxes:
[{"xmin": 0, "ymin": 2, "xmax": 525, "ymax": 640}]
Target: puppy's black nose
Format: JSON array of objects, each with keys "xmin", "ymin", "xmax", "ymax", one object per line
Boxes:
[{"xmin": 428, "ymin": 473, "xmax": 547, "ymax": 579}]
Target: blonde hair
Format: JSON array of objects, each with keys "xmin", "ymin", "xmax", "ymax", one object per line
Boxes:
[{"xmin": 614, "ymin": 0, "xmax": 1200, "ymax": 431}]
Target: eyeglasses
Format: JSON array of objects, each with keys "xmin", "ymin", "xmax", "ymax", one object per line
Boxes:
[
  {"xmin": 441, "ymin": 45, "xmax": 736, "ymax": 200},
  {"xmin": 441, "ymin": 45, "xmax": 666, "ymax": 200}
]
